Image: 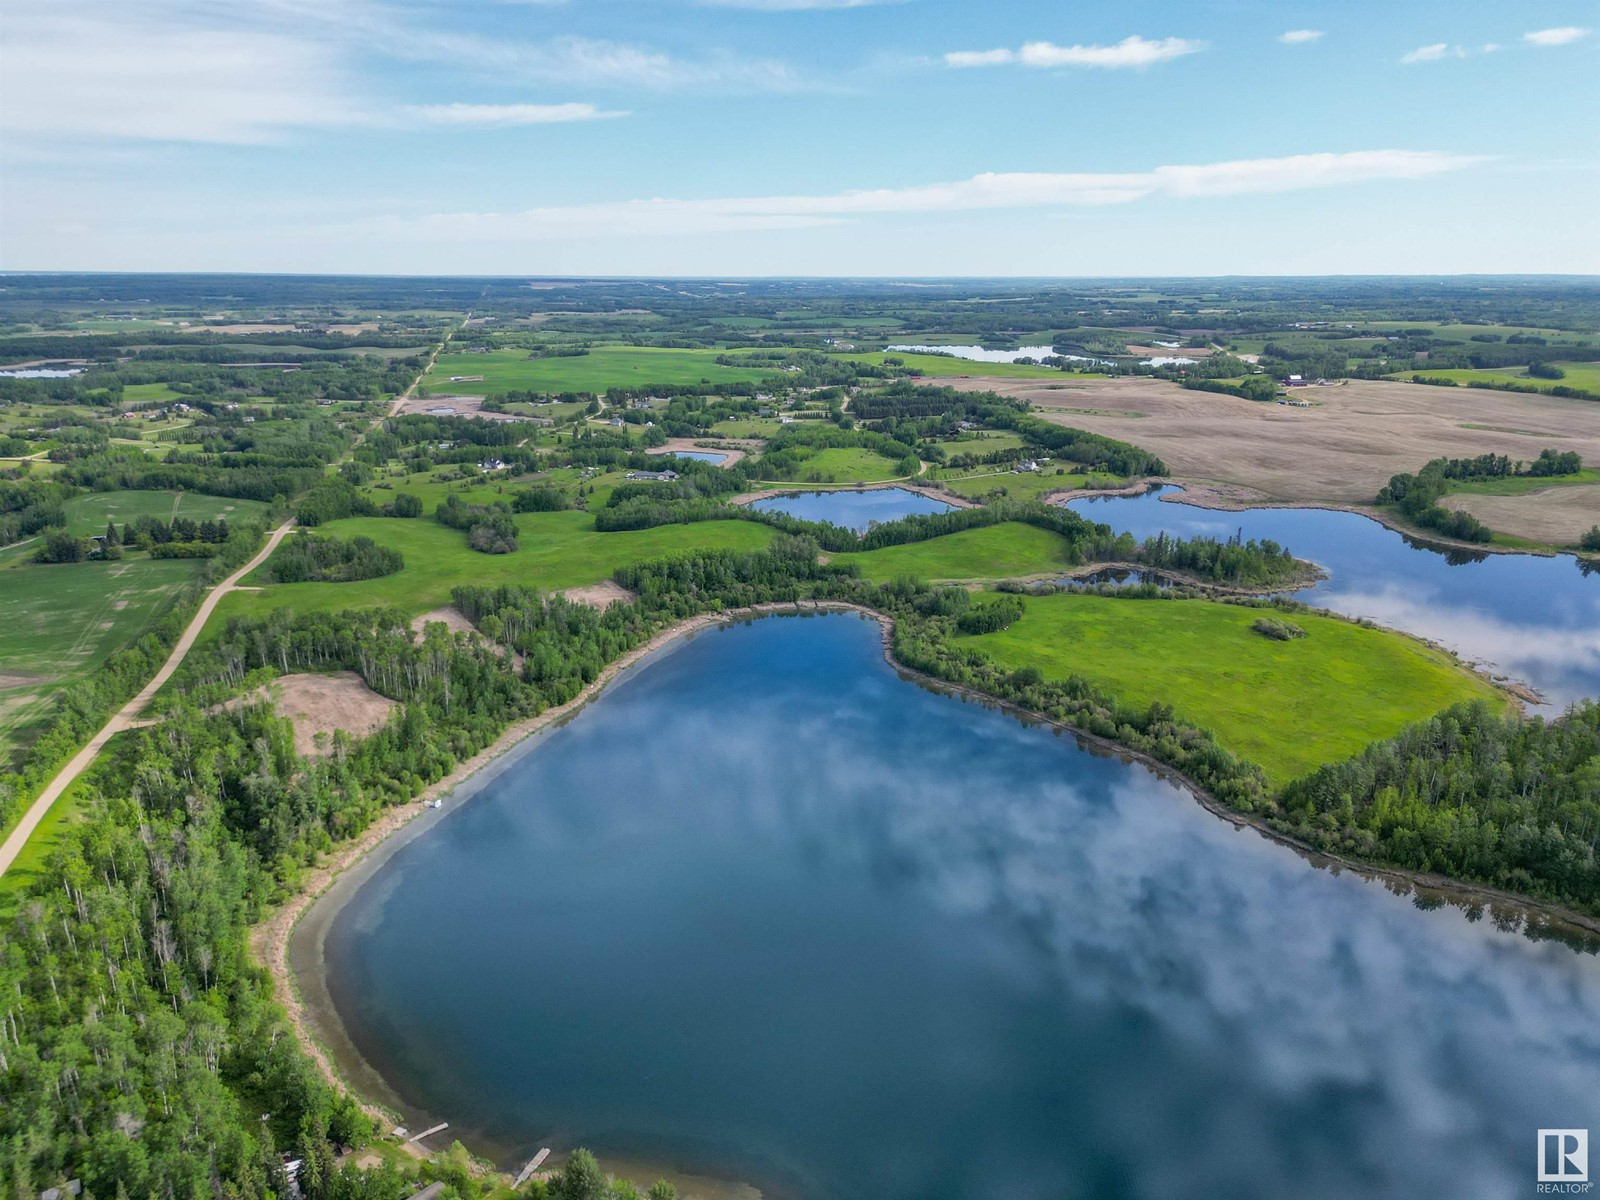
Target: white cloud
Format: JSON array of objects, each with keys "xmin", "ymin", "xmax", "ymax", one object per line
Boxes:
[
  {"xmin": 1278, "ymin": 30, "xmax": 1324, "ymax": 45},
  {"xmin": 342, "ymin": 149, "xmax": 1483, "ymax": 241},
  {"xmin": 945, "ymin": 48, "xmax": 1017, "ymax": 68},
  {"xmin": 0, "ymin": 0, "xmax": 818, "ymax": 146},
  {"xmin": 945, "ymin": 35, "xmax": 1204, "ymax": 70},
  {"xmin": 405, "ymin": 103, "xmax": 626, "ymax": 126},
  {"xmin": 0, "ymin": 11, "xmax": 366, "ymax": 144},
  {"xmin": 1523, "ymin": 26, "xmax": 1591, "ymax": 46},
  {"xmin": 1400, "ymin": 43, "xmax": 1461, "ymax": 64}
]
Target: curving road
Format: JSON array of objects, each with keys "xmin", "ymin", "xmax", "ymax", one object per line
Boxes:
[{"xmin": 0, "ymin": 519, "xmax": 297, "ymax": 877}]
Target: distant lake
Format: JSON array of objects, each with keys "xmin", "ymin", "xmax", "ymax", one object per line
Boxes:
[
  {"xmin": 1067, "ymin": 486, "xmax": 1600, "ymax": 713},
  {"xmin": 304, "ymin": 613, "xmax": 1600, "ymax": 1200},
  {"xmin": 665, "ymin": 451, "xmax": 728, "ymax": 464},
  {"xmin": 885, "ymin": 345, "xmax": 1192, "ymax": 368},
  {"xmin": 887, "ymin": 344, "xmax": 1058, "ymax": 364},
  {"xmin": 748, "ymin": 486, "xmax": 955, "ymax": 532},
  {"xmin": 0, "ymin": 367, "xmax": 83, "ymax": 379}
]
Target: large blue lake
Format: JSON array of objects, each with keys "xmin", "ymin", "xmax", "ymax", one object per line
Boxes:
[
  {"xmin": 1067, "ymin": 486, "xmax": 1600, "ymax": 714},
  {"xmin": 304, "ymin": 613, "xmax": 1600, "ymax": 1200}
]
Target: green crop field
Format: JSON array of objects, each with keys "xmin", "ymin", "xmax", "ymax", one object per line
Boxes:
[
  {"xmin": 61, "ymin": 490, "xmax": 271, "ymax": 535},
  {"xmin": 214, "ymin": 511, "xmax": 777, "ymax": 627},
  {"xmin": 423, "ymin": 346, "xmax": 786, "ymax": 395},
  {"xmin": 121, "ymin": 382, "xmax": 185, "ymax": 404},
  {"xmin": 965, "ymin": 593, "xmax": 1504, "ymax": 785},
  {"xmin": 0, "ymin": 557, "xmax": 205, "ymax": 763},
  {"xmin": 829, "ymin": 351, "xmax": 1079, "ymax": 379},
  {"xmin": 837, "ymin": 522, "xmax": 1076, "ymax": 582}
]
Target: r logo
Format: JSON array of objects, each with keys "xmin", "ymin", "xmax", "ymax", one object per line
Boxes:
[{"xmin": 1540, "ymin": 1129, "xmax": 1589, "ymax": 1183}]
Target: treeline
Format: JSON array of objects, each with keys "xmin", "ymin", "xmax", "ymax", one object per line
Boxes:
[
  {"xmin": 1280, "ymin": 701, "xmax": 1600, "ymax": 915},
  {"xmin": 1432, "ymin": 449, "xmax": 1583, "ymax": 480},
  {"xmin": 1182, "ymin": 376, "xmax": 1279, "ymax": 402},
  {"xmin": 1376, "ymin": 461, "xmax": 1494, "ymax": 544},
  {"xmin": 258, "ymin": 533, "xmax": 403, "ymax": 583}
]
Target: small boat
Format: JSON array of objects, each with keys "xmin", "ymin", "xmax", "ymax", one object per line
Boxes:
[{"xmin": 426, "ymin": 799, "xmax": 443, "ymax": 810}]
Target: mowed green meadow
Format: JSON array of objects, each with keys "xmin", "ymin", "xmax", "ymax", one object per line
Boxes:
[
  {"xmin": 213, "ymin": 511, "xmax": 777, "ymax": 627},
  {"xmin": 837, "ymin": 523, "xmax": 1075, "ymax": 582},
  {"xmin": 759, "ymin": 447, "xmax": 909, "ymax": 485},
  {"xmin": 965, "ymin": 593, "xmax": 1505, "ymax": 784},
  {"xmin": 423, "ymin": 346, "xmax": 785, "ymax": 395},
  {"xmin": 61, "ymin": 490, "xmax": 271, "ymax": 535}
]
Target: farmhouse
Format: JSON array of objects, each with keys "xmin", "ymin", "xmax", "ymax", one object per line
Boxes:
[
  {"xmin": 478, "ymin": 458, "xmax": 509, "ymax": 471},
  {"xmin": 625, "ymin": 469, "xmax": 679, "ymax": 482}
]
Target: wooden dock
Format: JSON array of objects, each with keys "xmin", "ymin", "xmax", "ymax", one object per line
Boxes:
[
  {"xmin": 408, "ymin": 1122, "xmax": 449, "ymax": 1144},
  {"xmin": 514, "ymin": 1149, "xmax": 551, "ymax": 1187}
]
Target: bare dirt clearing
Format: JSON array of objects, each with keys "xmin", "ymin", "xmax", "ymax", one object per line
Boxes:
[
  {"xmin": 268, "ymin": 672, "xmax": 397, "ymax": 757},
  {"xmin": 562, "ymin": 581, "xmax": 635, "ymax": 609},
  {"xmin": 933, "ymin": 376, "xmax": 1600, "ymax": 538},
  {"xmin": 391, "ymin": 393, "xmax": 523, "ymax": 421},
  {"xmin": 647, "ymin": 437, "xmax": 751, "ymax": 466},
  {"xmin": 1440, "ymin": 485, "xmax": 1600, "ymax": 547},
  {"xmin": 409, "ymin": 607, "xmax": 478, "ymax": 637}
]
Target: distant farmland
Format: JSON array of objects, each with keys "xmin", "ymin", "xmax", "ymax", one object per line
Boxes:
[{"xmin": 423, "ymin": 346, "xmax": 787, "ymax": 394}]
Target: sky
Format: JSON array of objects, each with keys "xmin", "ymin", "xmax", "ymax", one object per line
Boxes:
[{"xmin": 1, "ymin": 0, "xmax": 1597, "ymax": 276}]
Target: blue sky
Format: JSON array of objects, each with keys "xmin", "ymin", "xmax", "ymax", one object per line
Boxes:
[{"xmin": 2, "ymin": 0, "xmax": 1596, "ymax": 275}]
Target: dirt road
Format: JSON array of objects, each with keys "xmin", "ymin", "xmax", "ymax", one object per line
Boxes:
[{"xmin": 0, "ymin": 519, "xmax": 297, "ymax": 877}]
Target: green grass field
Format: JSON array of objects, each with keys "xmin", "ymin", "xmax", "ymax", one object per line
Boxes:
[
  {"xmin": 965, "ymin": 593, "xmax": 1504, "ymax": 785},
  {"xmin": 0, "ymin": 557, "xmax": 205, "ymax": 763},
  {"xmin": 121, "ymin": 382, "xmax": 184, "ymax": 404},
  {"xmin": 934, "ymin": 468, "xmax": 1123, "ymax": 503},
  {"xmin": 215, "ymin": 511, "xmax": 777, "ymax": 626},
  {"xmin": 837, "ymin": 522, "xmax": 1075, "ymax": 582},
  {"xmin": 61, "ymin": 490, "xmax": 271, "ymax": 535},
  {"xmin": 424, "ymin": 346, "xmax": 785, "ymax": 395},
  {"xmin": 758, "ymin": 447, "xmax": 908, "ymax": 485}
]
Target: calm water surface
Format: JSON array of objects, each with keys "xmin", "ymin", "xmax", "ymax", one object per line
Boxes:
[
  {"xmin": 1068, "ymin": 486, "xmax": 1600, "ymax": 713},
  {"xmin": 748, "ymin": 486, "xmax": 954, "ymax": 532},
  {"xmin": 315, "ymin": 614, "xmax": 1600, "ymax": 1200},
  {"xmin": 666, "ymin": 451, "xmax": 728, "ymax": 464},
  {"xmin": 887, "ymin": 343, "xmax": 1058, "ymax": 363}
]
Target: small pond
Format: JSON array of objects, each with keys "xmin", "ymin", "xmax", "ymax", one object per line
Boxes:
[
  {"xmin": 664, "ymin": 451, "xmax": 728, "ymax": 464},
  {"xmin": 0, "ymin": 367, "xmax": 83, "ymax": 379},
  {"xmin": 748, "ymin": 486, "xmax": 955, "ymax": 533}
]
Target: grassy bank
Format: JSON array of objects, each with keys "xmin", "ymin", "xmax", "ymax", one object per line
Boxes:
[
  {"xmin": 964, "ymin": 593, "xmax": 1505, "ymax": 785},
  {"xmin": 838, "ymin": 522, "xmax": 1074, "ymax": 582}
]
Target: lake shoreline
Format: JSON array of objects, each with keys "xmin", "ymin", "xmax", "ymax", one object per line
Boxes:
[
  {"xmin": 1062, "ymin": 477, "xmax": 1578, "ymax": 559},
  {"xmin": 259, "ymin": 602, "xmax": 1600, "ymax": 1183},
  {"xmin": 728, "ymin": 480, "xmax": 980, "ymax": 509}
]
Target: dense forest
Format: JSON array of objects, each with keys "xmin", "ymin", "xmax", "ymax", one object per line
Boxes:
[{"xmin": 1281, "ymin": 702, "xmax": 1600, "ymax": 915}]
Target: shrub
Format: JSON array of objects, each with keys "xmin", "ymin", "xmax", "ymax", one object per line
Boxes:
[{"xmin": 1251, "ymin": 617, "xmax": 1306, "ymax": 641}]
